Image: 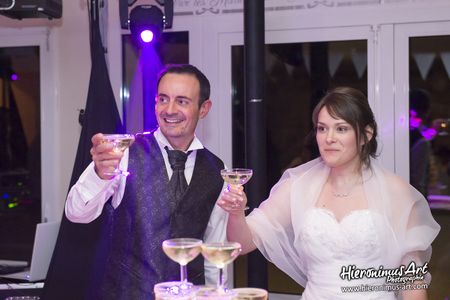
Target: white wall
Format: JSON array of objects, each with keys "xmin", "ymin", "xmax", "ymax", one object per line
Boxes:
[{"xmin": 55, "ymin": 0, "xmax": 91, "ymax": 217}]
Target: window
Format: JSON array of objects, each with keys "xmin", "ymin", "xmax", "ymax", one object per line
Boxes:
[{"xmin": 0, "ymin": 46, "xmax": 41, "ymax": 261}]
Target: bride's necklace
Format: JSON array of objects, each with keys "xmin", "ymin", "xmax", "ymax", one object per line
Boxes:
[
  {"xmin": 331, "ymin": 176, "xmax": 362, "ymax": 198},
  {"xmin": 332, "ymin": 189, "xmax": 354, "ymax": 198}
]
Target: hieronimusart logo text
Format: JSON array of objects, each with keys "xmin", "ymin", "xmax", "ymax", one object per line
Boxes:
[{"xmin": 340, "ymin": 262, "xmax": 429, "ymax": 283}]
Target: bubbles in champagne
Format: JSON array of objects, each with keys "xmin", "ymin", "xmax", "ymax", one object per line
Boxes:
[
  {"xmin": 163, "ymin": 244, "xmax": 202, "ymax": 266},
  {"xmin": 102, "ymin": 134, "xmax": 135, "ymax": 153},
  {"xmin": 162, "ymin": 238, "xmax": 203, "ymax": 266},
  {"xmin": 111, "ymin": 138, "xmax": 134, "ymax": 152},
  {"xmin": 220, "ymin": 169, "xmax": 253, "ymax": 186},
  {"xmin": 201, "ymin": 243, "xmax": 241, "ymax": 269}
]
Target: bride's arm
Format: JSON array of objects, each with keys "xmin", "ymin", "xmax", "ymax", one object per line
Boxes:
[
  {"xmin": 218, "ymin": 186, "xmax": 256, "ymax": 254},
  {"xmin": 228, "ymin": 212, "xmax": 256, "ymax": 255}
]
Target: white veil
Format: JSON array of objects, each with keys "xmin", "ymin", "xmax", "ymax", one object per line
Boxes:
[{"xmin": 246, "ymin": 158, "xmax": 440, "ymax": 287}]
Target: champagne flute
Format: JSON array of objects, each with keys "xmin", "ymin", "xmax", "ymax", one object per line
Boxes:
[
  {"xmin": 162, "ymin": 238, "xmax": 203, "ymax": 285},
  {"xmin": 102, "ymin": 133, "xmax": 135, "ymax": 176},
  {"xmin": 201, "ymin": 242, "xmax": 242, "ymax": 295}
]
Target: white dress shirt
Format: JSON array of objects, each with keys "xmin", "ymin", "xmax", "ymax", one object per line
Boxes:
[{"xmin": 65, "ymin": 128, "xmax": 229, "ymax": 286}]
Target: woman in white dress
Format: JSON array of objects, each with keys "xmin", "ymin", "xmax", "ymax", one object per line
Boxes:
[{"xmin": 218, "ymin": 87, "xmax": 440, "ymax": 300}]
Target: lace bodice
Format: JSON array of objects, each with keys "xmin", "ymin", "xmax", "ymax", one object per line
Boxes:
[
  {"xmin": 301, "ymin": 208, "xmax": 380, "ymax": 261},
  {"xmin": 298, "ymin": 208, "xmax": 396, "ymax": 299}
]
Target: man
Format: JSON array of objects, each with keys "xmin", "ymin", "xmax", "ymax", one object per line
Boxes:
[{"xmin": 65, "ymin": 64, "xmax": 227, "ymax": 299}]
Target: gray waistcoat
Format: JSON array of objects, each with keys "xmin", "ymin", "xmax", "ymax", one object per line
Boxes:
[{"xmin": 98, "ymin": 133, "xmax": 224, "ymax": 300}]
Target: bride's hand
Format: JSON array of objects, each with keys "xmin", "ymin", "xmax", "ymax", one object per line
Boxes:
[{"xmin": 218, "ymin": 185, "xmax": 248, "ymax": 215}]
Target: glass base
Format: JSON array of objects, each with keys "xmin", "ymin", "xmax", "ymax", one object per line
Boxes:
[
  {"xmin": 154, "ymin": 281, "xmax": 195, "ymax": 300},
  {"xmin": 232, "ymin": 288, "xmax": 268, "ymax": 300},
  {"xmin": 196, "ymin": 287, "xmax": 236, "ymax": 300}
]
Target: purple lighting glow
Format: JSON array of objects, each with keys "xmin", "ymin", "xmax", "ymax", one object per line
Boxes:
[
  {"xmin": 409, "ymin": 109, "xmax": 438, "ymax": 140},
  {"xmin": 422, "ymin": 127, "xmax": 437, "ymax": 140},
  {"xmin": 11, "ymin": 73, "xmax": 18, "ymax": 81},
  {"xmin": 140, "ymin": 30, "xmax": 154, "ymax": 43},
  {"xmin": 409, "ymin": 109, "xmax": 422, "ymax": 129}
]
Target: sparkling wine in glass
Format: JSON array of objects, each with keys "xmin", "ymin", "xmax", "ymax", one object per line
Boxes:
[
  {"xmin": 201, "ymin": 242, "xmax": 242, "ymax": 294},
  {"xmin": 221, "ymin": 168, "xmax": 253, "ymax": 187},
  {"xmin": 162, "ymin": 238, "xmax": 203, "ymax": 285},
  {"xmin": 102, "ymin": 133, "xmax": 135, "ymax": 176}
]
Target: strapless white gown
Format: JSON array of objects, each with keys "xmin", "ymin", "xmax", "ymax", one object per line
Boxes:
[{"xmin": 299, "ymin": 208, "xmax": 397, "ymax": 300}]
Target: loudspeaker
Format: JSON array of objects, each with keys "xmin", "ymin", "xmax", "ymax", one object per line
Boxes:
[{"xmin": 0, "ymin": 0, "xmax": 62, "ymax": 20}]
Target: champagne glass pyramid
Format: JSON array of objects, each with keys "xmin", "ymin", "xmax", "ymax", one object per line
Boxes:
[
  {"xmin": 162, "ymin": 238, "xmax": 203, "ymax": 286},
  {"xmin": 102, "ymin": 133, "xmax": 135, "ymax": 176},
  {"xmin": 201, "ymin": 242, "xmax": 242, "ymax": 295}
]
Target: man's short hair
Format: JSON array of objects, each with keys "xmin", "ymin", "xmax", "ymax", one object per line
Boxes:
[{"xmin": 157, "ymin": 64, "xmax": 211, "ymax": 106}]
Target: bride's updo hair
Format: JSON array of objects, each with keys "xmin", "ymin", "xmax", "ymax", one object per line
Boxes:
[{"xmin": 312, "ymin": 87, "xmax": 378, "ymax": 168}]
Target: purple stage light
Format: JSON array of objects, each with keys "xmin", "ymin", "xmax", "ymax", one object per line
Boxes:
[
  {"xmin": 129, "ymin": 5, "xmax": 164, "ymax": 45},
  {"xmin": 140, "ymin": 30, "xmax": 154, "ymax": 43},
  {"xmin": 11, "ymin": 73, "xmax": 18, "ymax": 81}
]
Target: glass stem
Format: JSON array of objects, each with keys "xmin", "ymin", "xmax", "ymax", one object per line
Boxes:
[
  {"xmin": 180, "ymin": 264, "xmax": 188, "ymax": 282},
  {"xmin": 218, "ymin": 267, "xmax": 225, "ymax": 292}
]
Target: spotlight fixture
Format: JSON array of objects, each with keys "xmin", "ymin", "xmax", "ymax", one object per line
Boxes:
[
  {"xmin": 129, "ymin": 5, "xmax": 163, "ymax": 43},
  {"xmin": 120, "ymin": 0, "xmax": 173, "ymax": 44}
]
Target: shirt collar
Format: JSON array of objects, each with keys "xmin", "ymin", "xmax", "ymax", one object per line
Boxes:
[{"xmin": 154, "ymin": 127, "xmax": 204, "ymax": 152}]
